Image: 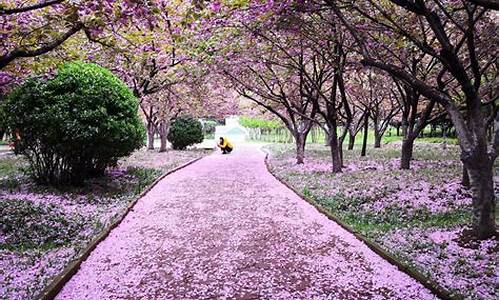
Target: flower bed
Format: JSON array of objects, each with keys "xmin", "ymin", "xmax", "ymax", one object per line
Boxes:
[
  {"xmin": 265, "ymin": 143, "xmax": 498, "ymax": 299},
  {"xmin": 0, "ymin": 148, "xmax": 210, "ymax": 299}
]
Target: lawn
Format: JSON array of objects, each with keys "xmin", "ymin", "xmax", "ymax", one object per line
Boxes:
[
  {"xmin": 247, "ymin": 126, "xmax": 459, "ymax": 146},
  {"xmin": 0, "ymin": 148, "xmax": 210, "ymax": 299},
  {"xmin": 265, "ymin": 142, "xmax": 498, "ymax": 299}
]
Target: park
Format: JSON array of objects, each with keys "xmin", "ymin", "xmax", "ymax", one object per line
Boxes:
[{"xmin": 0, "ymin": 0, "xmax": 498, "ymax": 299}]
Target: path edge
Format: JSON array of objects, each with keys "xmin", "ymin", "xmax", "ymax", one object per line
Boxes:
[
  {"xmin": 262, "ymin": 150, "xmax": 459, "ymax": 300},
  {"xmin": 36, "ymin": 155, "xmax": 207, "ymax": 300}
]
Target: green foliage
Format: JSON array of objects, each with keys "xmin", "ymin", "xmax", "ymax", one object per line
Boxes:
[
  {"xmin": 4, "ymin": 61, "xmax": 145, "ymax": 185},
  {"xmin": 239, "ymin": 116, "xmax": 282, "ymax": 129},
  {"xmin": 167, "ymin": 116, "xmax": 204, "ymax": 150}
]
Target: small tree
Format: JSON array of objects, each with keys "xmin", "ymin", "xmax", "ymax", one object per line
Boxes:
[
  {"xmin": 167, "ymin": 116, "xmax": 204, "ymax": 150},
  {"xmin": 4, "ymin": 61, "xmax": 145, "ymax": 184}
]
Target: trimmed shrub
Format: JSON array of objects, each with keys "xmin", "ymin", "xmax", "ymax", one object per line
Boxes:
[
  {"xmin": 167, "ymin": 116, "xmax": 204, "ymax": 150},
  {"xmin": 4, "ymin": 61, "xmax": 145, "ymax": 184}
]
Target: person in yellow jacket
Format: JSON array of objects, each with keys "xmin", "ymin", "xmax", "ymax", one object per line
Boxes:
[{"xmin": 217, "ymin": 137, "xmax": 233, "ymax": 154}]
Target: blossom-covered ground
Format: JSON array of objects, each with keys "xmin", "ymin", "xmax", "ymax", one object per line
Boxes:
[
  {"xmin": 57, "ymin": 145, "xmax": 434, "ymax": 299},
  {"xmin": 0, "ymin": 148, "xmax": 209, "ymax": 300},
  {"xmin": 266, "ymin": 142, "xmax": 499, "ymax": 299}
]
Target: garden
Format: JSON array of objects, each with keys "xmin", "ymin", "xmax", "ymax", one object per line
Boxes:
[
  {"xmin": 1, "ymin": 0, "xmax": 498, "ymax": 299},
  {"xmin": 0, "ymin": 147, "xmax": 208, "ymax": 299},
  {"xmin": 0, "ymin": 62, "xmax": 210, "ymax": 299},
  {"xmin": 265, "ymin": 142, "xmax": 498, "ymax": 299}
]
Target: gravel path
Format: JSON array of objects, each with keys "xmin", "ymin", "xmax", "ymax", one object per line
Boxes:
[{"xmin": 56, "ymin": 145, "xmax": 436, "ymax": 300}]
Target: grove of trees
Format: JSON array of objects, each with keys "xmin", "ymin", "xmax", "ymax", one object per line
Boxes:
[{"xmin": 0, "ymin": 0, "xmax": 497, "ymax": 239}]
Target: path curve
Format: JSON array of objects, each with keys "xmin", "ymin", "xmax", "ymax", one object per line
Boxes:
[{"xmin": 57, "ymin": 144, "xmax": 436, "ymax": 300}]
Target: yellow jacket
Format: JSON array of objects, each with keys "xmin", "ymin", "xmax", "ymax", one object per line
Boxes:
[{"xmin": 217, "ymin": 137, "xmax": 233, "ymax": 149}]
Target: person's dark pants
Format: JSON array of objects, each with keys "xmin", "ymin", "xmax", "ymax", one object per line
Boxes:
[{"xmin": 222, "ymin": 146, "xmax": 233, "ymax": 154}]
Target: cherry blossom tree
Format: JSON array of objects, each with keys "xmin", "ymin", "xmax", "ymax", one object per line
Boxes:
[
  {"xmin": 195, "ymin": 4, "xmax": 321, "ymax": 164},
  {"xmin": 222, "ymin": 42, "xmax": 318, "ymax": 164},
  {"xmin": 0, "ymin": 0, "xmax": 162, "ymax": 91},
  {"xmin": 327, "ymin": 0, "xmax": 499, "ymax": 239}
]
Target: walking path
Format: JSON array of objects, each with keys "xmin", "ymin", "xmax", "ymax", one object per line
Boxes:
[{"xmin": 56, "ymin": 144, "xmax": 435, "ymax": 299}]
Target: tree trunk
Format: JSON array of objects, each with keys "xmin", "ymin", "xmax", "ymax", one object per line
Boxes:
[
  {"xmin": 159, "ymin": 122, "xmax": 169, "ymax": 152},
  {"xmin": 294, "ymin": 133, "xmax": 306, "ymax": 164},
  {"xmin": 338, "ymin": 127, "xmax": 348, "ymax": 166},
  {"xmin": 396, "ymin": 125, "xmax": 400, "ymax": 136},
  {"xmin": 328, "ymin": 131, "xmax": 342, "ymax": 173},
  {"xmin": 442, "ymin": 125, "xmax": 448, "ymax": 150},
  {"xmin": 462, "ymin": 165, "xmax": 470, "ymax": 188},
  {"xmin": 374, "ymin": 133, "xmax": 382, "ymax": 148},
  {"xmin": 147, "ymin": 121, "xmax": 155, "ymax": 150},
  {"xmin": 348, "ymin": 133, "xmax": 355, "ymax": 150},
  {"xmin": 400, "ymin": 137, "xmax": 415, "ymax": 169},
  {"xmin": 325, "ymin": 134, "xmax": 331, "ymax": 146},
  {"xmin": 361, "ymin": 113, "xmax": 369, "ymax": 157},
  {"xmin": 466, "ymin": 157, "xmax": 496, "ymax": 239}
]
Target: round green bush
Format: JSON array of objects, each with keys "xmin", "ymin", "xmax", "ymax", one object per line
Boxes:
[
  {"xmin": 4, "ymin": 61, "xmax": 145, "ymax": 184},
  {"xmin": 167, "ymin": 116, "xmax": 204, "ymax": 150}
]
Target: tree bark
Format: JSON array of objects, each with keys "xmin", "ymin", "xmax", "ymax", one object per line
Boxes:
[
  {"xmin": 465, "ymin": 156, "xmax": 497, "ymax": 239},
  {"xmin": 374, "ymin": 133, "xmax": 382, "ymax": 148},
  {"xmin": 400, "ymin": 137, "xmax": 415, "ymax": 169},
  {"xmin": 294, "ymin": 133, "xmax": 307, "ymax": 164},
  {"xmin": 338, "ymin": 126, "xmax": 349, "ymax": 166},
  {"xmin": 348, "ymin": 133, "xmax": 356, "ymax": 150},
  {"xmin": 361, "ymin": 112, "xmax": 369, "ymax": 156},
  {"xmin": 159, "ymin": 122, "xmax": 169, "ymax": 152},
  {"xmin": 0, "ymin": 0, "xmax": 64, "ymax": 15},
  {"xmin": 462, "ymin": 165, "xmax": 470, "ymax": 188},
  {"xmin": 0, "ymin": 22, "xmax": 83, "ymax": 69},
  {"xmin": 328, "ymin": 131, "xmax": 342, "ymax": 173},
  {"xmin": 147, "ymin": 121, "xmax": 155, "ymax": 150}
]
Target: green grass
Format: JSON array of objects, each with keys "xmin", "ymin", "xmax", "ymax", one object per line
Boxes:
[
  {"xmin": 0, "ymin": 199, "xmax": 84, "ymax": 252},
  {"xmin": 249, "ymin": 127, "xmax": 458, "ymax": 146},
  {"xmin": 266, "ymin": 143, "xmax": 472, "ymax": 239},
  {"xmin": 0, "ymin": 156, "xmax": 23, "ymax": 177},
  {"xmin": 0, "ymin": 157, "xmax": 26, "ymax": 191},
  {"xmin": 311, "ymin": 191, "xmax": 471, "ymax": 238},
  {"xmin": 418, "ymin": 137, "xmax": 459, "ymax": 144},
  {"xmin": 127, "ymin": 167, "xmax": 162, "ymax": 195},
  {"xmin": 0, "ymin": 164, "xmax": 163, "ymax": 252}
]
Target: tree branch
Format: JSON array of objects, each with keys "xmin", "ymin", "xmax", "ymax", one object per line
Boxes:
[
  {"xmin": 467, "ymin": 0, "xmax": 498, "ymax": 10},
  {"xmin": 0, "ymin": 22, "xmax": 83, "ymax": 69},
  {"xmin": 0, "ymin": 0, "xmax": 64, "ymax": 15}
]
